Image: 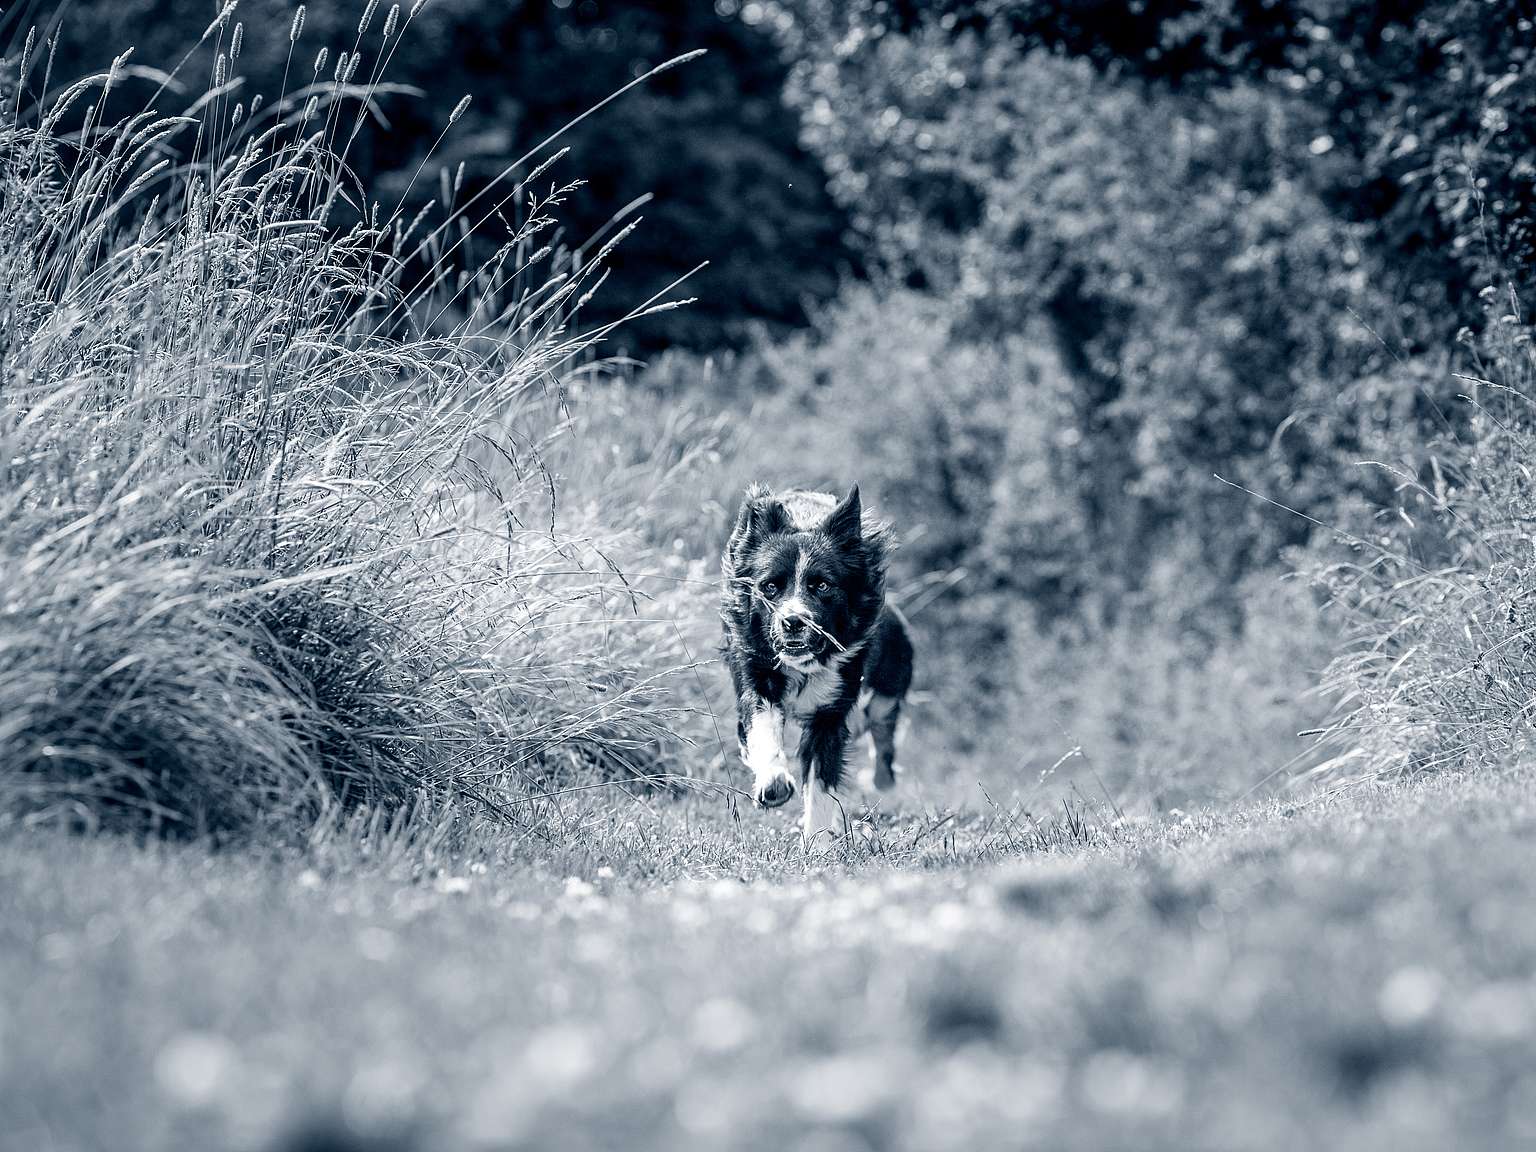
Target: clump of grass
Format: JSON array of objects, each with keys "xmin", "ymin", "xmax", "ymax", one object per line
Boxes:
[
  {"xmin": 1311, "ymin": 289, "xmax": 1536, "ymax": 782},
  {"xmin": 0, "ymin": 10, "xmax": 703, "ymax": 834}
]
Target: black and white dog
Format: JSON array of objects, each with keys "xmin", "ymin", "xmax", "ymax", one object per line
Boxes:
[{"xmin": 720, "ymin": 484, "xmax": 914, "ymax": 844}]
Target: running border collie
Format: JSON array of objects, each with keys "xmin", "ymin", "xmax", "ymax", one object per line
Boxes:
[{"xmin": 719, "ymin": 484, "xmax": 915, "ymax": 844}]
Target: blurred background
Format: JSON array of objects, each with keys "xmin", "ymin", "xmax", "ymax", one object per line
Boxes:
[{"xmin": 15, "ymin": 0, "xmax": 1534, "ymax": 806}]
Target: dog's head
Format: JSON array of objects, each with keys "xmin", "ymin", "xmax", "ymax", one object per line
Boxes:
[{"xmin": 722, "ymin": 484, "xmax": 891, "ymax": 671}]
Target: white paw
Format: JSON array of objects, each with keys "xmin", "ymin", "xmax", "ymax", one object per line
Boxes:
[
  {"xmin": 754, "ymin": 773, "xmax": 796, "ymax": 809},
  {"xmin": 752, "ymin": 764, "xmax": 796, "ymax": 809},
  {"xmin": 801, "ymin": 781, "xmax": 846, "ymax": 846}
]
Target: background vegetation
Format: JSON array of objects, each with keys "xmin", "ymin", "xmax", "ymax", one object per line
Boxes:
[
  {"xmin": 12, "ymin": 5, "xmax": 1536, "ymax": 1150},
  {"xmin": 5, "ymin": 0, "xmax": 1536, "ymax": 827},
  {"xmin": 17, "ymin": 0, "xmax": 854, "ymax": 353}
]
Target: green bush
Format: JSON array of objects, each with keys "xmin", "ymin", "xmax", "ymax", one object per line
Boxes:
[{"xmin": 773, "ymin": 20, "xmax": 1451, "ymax": 615}]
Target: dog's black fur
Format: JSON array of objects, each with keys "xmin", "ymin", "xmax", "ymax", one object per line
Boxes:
[{"xmin": 720, "ymin": 483, "xmax": 914, "ymax": 820}]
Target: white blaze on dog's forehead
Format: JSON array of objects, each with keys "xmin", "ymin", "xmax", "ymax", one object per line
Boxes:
[
  {"xmin": 772, "ymin": 545, "xmax": 813, "ymax": 623},
  {"xmin": 792, "ymin": 545, "xmax": 813, "ymax": 597}
]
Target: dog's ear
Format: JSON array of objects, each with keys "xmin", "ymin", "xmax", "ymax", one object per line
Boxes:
[
  {"xmin": 823, "ymin": 484, "xmax": 863, "ymax": 544},
  {"xmin": 728, "ymin": 484, "xmax": 789, "ymax": 556},
  {"xmin": 751, "ymin": 496, "xmax": 790, "ymax": 540}
]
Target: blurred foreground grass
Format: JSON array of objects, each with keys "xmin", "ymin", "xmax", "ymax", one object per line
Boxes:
[{"xmin": 7, "ymin": 770, "xmax": 1536, "ymax": 1151}]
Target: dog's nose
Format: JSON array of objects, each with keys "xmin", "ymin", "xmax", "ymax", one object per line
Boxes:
[{"xmin": 781, "ymin": 614, "xmax": 807, "ymax": 635}]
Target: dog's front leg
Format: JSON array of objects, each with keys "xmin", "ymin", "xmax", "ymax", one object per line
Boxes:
[
  {"xmin": 740, "ymin": 697, "xmax": 795, "ymax": 808},
  {"xmin": 799, "ymin": 713, "xmax": 850, "ymax": 846}
]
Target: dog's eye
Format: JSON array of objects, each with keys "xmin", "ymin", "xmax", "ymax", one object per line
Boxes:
[
  {"xmin": 760, "ymin": 580, "xmax": 781, "ymax": 599},
  {"xmin": 810, "ymin": 578, "xmax": 832, "ymax": 596}
]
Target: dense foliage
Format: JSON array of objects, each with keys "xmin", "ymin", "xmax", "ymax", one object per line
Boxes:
[
  {"xmin": 11, "ymin": 0, "xmax": 852, "ymax": 353},
  {"xmin": 744, "ymin": 0, "xmax": 1536, "ymax": 625}
]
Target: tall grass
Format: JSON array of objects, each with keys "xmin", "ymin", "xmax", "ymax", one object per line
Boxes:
[
  {"xmin": 0, "ymin": 9, "xmax": 708, "ymax": 834},
  {"xmin": 1312, "ymin": 291, "xmax": 1536, "ymax": 783}
]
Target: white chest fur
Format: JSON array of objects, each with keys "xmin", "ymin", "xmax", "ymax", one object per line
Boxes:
[
  {"xmin": 783, "ymin": 661, "xmax": 844, "ymax": 720},
  {"xmin": 777, "ymin": 654, "xmax": 865, "ymax": 756}
]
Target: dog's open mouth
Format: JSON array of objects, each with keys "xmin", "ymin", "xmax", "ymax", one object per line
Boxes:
[{"xmin": 776, "ymin": 640, "xmax": 820, "ymax": 665}]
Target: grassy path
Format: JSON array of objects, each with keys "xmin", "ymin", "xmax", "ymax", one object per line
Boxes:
[{"xmin": 7, "ymin": 771, "xmax": 1536, "ymax": 1151}]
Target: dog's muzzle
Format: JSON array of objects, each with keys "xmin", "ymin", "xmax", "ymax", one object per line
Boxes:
[{"xmin": 773, "ymin": 610, "xmax": 822, "ymax": 663}]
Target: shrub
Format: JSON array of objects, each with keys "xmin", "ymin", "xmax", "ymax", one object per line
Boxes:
[
  {"xmin": 0, "ymin": 14, "xmax": 698, "ymax": 834},
  {"xmin": 1312, "ymin": 295, "xmax": 1536, "ymax": 782},
  {"xmin": 762, "ymin": 6, "xmax": 1475, "ymax": 622}
]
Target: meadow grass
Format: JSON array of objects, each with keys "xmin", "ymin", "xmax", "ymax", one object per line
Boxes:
[
  {"xmin": 0, "ymin": 11, "xmax": 716, "ymax": 835},
  {"xmin": 7, "ymin": 767, "xmax": 1536, "ymax": 1150}
]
